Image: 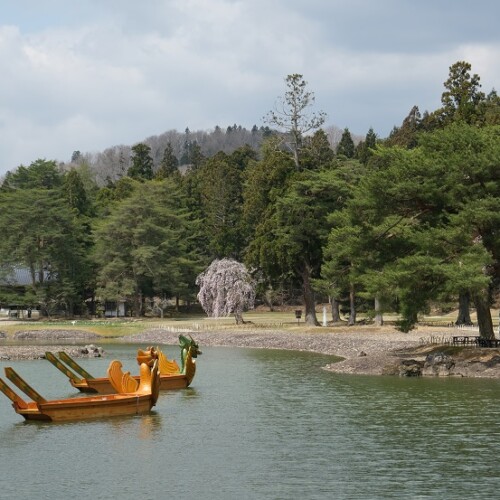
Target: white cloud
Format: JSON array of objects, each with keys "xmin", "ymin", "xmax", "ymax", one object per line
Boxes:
[{"xmin": 0, "ymin": 1, "xmax": 499, "ymax": 175}]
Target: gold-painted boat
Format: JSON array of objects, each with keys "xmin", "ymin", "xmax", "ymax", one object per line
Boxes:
[
  {"xmin": 0, "ymin": 360, "xmax": 160, "ymax": 422},
  {"xmin": 46, "ymin": 335, "xmax": 201, "ymax": 394}
]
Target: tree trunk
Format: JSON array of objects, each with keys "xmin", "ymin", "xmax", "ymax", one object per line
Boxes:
[
  {"xmin": 473, "ymin": 292, "xmax": 494, "ymax": 339},
  {"xmin": 293, "ymin": 147, "xmax": 300, "ymax": 170},
  {"xmin": 301, "ymin": 264, "xmax": 319, "ymax": 326},
  {"xmin": 264, "ymin": 289, "xmax": 275, "ymax": 312},
  {"xmin": 348, "ymin": 284, "xmax": 356, "ymax": 326},
  {"xmin": 374, "ymin": 296, "xmax": 383, "ymax": 326},
  {"xmin": 134, "ymin": 289, "xmax": 143, "ymax": 317},
  {"xmin": 330, "ymin": 295, "xmax": 341, "ymax": 322},
  {"xmin": 29, "ymin": 263, "xmax": 37, "ymax": 288},
  {"xmin": 455, "ymin": 291, "xmax": 472, "ymax": 325}
]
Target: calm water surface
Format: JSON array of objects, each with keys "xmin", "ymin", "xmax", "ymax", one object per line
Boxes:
[{"xmin": 1, "ymin": 343, "xmax": 500, "ymax": 499}]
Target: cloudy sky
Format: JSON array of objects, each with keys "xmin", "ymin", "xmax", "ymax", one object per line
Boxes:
[{"xmin": 1, "ymin": 0, "xmax": 499, "ymax": 176}]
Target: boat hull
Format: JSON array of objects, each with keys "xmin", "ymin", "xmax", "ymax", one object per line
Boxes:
[
  {"xmin": 14, "ymin": 393, "xmax": 154, "ymax": 422},
  {"xmin": 48, "ymin": 342, "xmax": 199, "ymax": 394},
  {"xmin": 1, "ymin": 360, "xmax": 159, "ymax": 423}
]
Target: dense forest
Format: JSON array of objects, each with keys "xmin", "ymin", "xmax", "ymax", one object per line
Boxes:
[{"xmin": 0, "ymin": 61, "xmax": 499, "ymax": 338}]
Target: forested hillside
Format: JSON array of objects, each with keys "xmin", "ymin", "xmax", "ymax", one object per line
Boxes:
[
  {"xmin": 1, "ymin": 62, "xmax": 499, "ymax": 338},
  {"xmin": 63, "ymin": 123, "xmax": 355, "ymax": 186}
]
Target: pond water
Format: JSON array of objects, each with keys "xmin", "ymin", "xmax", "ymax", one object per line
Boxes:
[{"xmin": 1, "ymin": 343, "xmax": 500, "ymax": 499}]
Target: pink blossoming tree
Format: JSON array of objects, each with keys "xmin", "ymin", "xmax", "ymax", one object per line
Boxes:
[{"xmin": 196, "ymin": 258, "xmax": 256, "ymax": 324}]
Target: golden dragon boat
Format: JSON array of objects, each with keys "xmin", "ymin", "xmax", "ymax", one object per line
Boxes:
[
  {"xmin": 0, "ymin": 359, "xmax": 160, "ymax": 422},
  {"xmin": 45, "ymin": 335, "xmax": 201, "ymax": 394}
]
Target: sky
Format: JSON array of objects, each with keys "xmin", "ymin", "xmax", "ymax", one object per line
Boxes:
[{"xmin": 1, "ymin": 0, "xmax": 499, "ymax": 176}]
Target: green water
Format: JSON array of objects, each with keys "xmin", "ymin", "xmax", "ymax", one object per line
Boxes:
[{"xmin": 1, "ymin": 344, "xmax": 500, "ymax": 499}]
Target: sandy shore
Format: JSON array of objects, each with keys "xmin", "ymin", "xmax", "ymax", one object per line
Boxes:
[
  {"xmin": 125, "ymin": 325, "xmax": 441, "ymax": 376},
  {"xmin": 129, "ymin": 325, "xmax": 426, "ymax": 356},
  {"xmin": 125, "ymin": 325, "xmax": 500, "ymax": 378},
  {"xmin": 2, "ymin": 323, "xmax": 499, "ymax": 377}
]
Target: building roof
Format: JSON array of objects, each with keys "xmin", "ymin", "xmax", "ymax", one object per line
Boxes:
[{"xmin": 0, "ymin": 266, "xmax": 51, "ymax": 286}]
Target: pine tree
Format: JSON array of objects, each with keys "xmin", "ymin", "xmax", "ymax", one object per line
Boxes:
[
  {"xmin": 156, "ymin": 143, "xmax": 179, "ymax": 179},
  {"xmin": 127, "ymin": 143, "xmax": 154, "ymax": 181},
  {"xmin": 356, "ymin": 128, "xmax": 377, "ymax": 164},
  {"xmin": 336, "ymin": 128, "xmax": 355, "ymax": 158}
]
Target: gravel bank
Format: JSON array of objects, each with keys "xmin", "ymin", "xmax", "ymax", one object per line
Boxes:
[
  {"xmin": 126, "ymin": 325, "xmax": 425, "ymax": 356},
  {"xmin": 1, "ymin": 324, "xmax": 422, "ymax": 363},
  {"xmin": 124, "ymin": 325, "xmax": 433, "ymax": 376},
  {"xmin": 3, "ymin": 324, "xmax": 498, "ymax": 378},
  {"xmin": 0, "ymin": 329, "xmax": 103, "ymax": 360},
  {"xmin": 0, "ymin": 344, "xmax": 104, "ymax": 361},
  {"xmin": 117, "ymin": 325, "xmax": 500, "ymax": 377}
]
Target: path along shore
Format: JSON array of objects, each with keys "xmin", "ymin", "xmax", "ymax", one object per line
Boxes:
[{"xmin": 3, "ymin": 323, "xmax": 500, "ymax": 377}]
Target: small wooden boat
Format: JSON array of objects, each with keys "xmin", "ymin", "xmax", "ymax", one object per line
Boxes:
[
  {"xmin": 0, "ymin": 360, "xmax": 160, "ymax": 422},
  {"xmin": 46, "ymin": 334, "xmax": 201, "ymax": 394}
]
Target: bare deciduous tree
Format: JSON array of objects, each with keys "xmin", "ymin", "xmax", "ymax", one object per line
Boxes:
[{"xmin": 264, "ymin": 73, "xmax": 326, "ymax": 170}]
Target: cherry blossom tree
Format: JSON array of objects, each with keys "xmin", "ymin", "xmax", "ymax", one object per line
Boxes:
[{"xmin": 196, "ymin": 258, "xmax": 256, "ymax": 324}]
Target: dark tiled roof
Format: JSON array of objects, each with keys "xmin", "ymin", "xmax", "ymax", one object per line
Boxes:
[{"xmin": 0, "ymin": 266, "xmax": 51, "ymax": 286}]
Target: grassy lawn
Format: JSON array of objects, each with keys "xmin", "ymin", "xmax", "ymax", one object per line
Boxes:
[
  {"xmin": 0, "ymin": 311, "xmax": 299, "ymax": 338},
  {"xmin": 0, "ymin": 308, "xmax": 497, "ymax": 339}
]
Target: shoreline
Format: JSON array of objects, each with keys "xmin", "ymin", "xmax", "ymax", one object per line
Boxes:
[
  {"xmin": 2, "ymin": 324, "xmax": 500, "ymax": 378},
  {"xmin": 128, "ymin": 326, "xmax": 500, "ymax": 378}
]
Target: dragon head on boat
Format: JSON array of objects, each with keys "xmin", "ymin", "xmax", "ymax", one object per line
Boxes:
[
  {"xmin": 136, "ymin": 346, "xmax": 159, "ymax": 367},
  {"xmin": 179, "ymin": 335, "xmax": 201, "ymax": 373},
  {"xmin": 179, "ymin": 335, "xmax": 201, "ymax": 357}
]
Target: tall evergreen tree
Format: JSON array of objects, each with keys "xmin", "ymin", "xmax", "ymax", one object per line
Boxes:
[
  {"xmin": 63, "ymin": 169, "xmax": 90, "ymax": 216},
  {"xmin": 156, "ymin": 142, "xmax": 179, "ymax": 179},
  {"xmin": 198, "ymin": 152, "xmax": 244, "ymax": 259},
  {"xmin": 437, "ymin": 61, "xmax": 485, "ymax": 125},
  {"xmin": 331, "ymin": 124, "xmax": 500, "ymax": 337},
  {"xmin": 386, "ymin": 106, "xmax": 422, "ymax": 149},
  {"xmin": 127, "ymin": 143, "xmax": 154, "ymax": 181},
  {"xmin": 356, "ymin": 127, "xmax": 377, "ymax": 164},
  {"xmin": 244, "ymin": 139, "xmax": 361, "ymax": 325},
  {"xmin": 0, "ymin": 188, "xmax": 91, "ymax": 314},
  {"xmin": 93, "ymin": 179, "xmax": 202, "ymax": 316},
  {"xmin": 336, "ymin": 128, "xmax": 355, "ymax": 158},
  {"xmin": 301, "ymin": 129, "xmax": 335, "ymax": 170},
  {"xmin": 1, "ymin": 159, "xmax": 63, "ymax": 191},
  {"xmin": 483, "ymin": 89, "xmax": 500, "ymax": 125}
]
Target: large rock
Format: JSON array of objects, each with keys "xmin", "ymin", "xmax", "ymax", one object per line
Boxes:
[
  {"xmin": 422, "ymin": 352, "xmax": 455, "ymax": 376},
  {"xmin": 78, "ymin": 344, "xmax": 104, "ymax": 357},
  {"xmin": 398, "ymin": 359, "xmax": 424, "ymax": 377}
]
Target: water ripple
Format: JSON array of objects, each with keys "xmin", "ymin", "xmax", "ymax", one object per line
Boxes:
[{"xmin": 2, "ymin": 346, "xmax": 500, "ymax": 499}]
